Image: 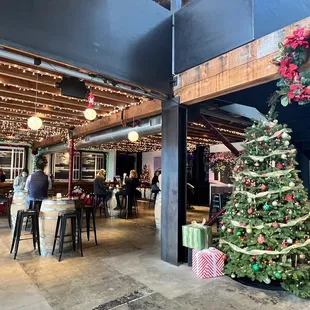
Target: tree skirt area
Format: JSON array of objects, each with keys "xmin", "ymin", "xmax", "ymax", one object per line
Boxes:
[{"xmin": 235, "ymin": 277, "xmax": 285, "ymax": 292}]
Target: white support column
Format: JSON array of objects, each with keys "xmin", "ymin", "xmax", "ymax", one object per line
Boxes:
[{"xmin": 106, "ymin": 150, "xmax": 117, "ymax": 181}]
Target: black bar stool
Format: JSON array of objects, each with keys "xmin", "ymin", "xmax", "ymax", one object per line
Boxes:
[
  {"xmin": 120, "ymin": 194, "xmax": 138, "ymax": 219},
  {"xmin": 78, "ymin": 204, "xmax": 98, "ymax": 245},
  {"xmin": 25, "ymin": 200, "xmax": 43, "ymax": 231},
  {"xmin": 10, "ymin": 209, "xmax": 41, "ymax": 259},
  {"xmin": 52, "ymin": 210, "xmax": 83, "ymax": 262},
  {"xmin": 94, "ymin": 194, "xmax": 109, "ymax": 217},
  {"xmin": 148, "ymin": 191, "xmax": 159, "ymax": 208}
]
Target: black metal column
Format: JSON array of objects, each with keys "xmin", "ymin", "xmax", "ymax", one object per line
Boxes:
[
  {"xmin": 193, "ymin": 145, "xmax": 210, "ymax": 206},
  {"xmin": 161, "ymin": 97, "xmax": 187, "ymax": 265}
]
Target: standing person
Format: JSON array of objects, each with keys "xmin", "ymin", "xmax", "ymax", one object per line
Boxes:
[
  {"xmin": 151, "ymin": 170, "xmax": 161, "ymax": 192},
  {"xmin": 115, "ymin": 170, "xmax": 140, "ymax": 211},
  {"xmin": 0, "ymin": 168, "xmax": 6, "ymax": 182},
  {"xmin": 25, "ymin": 155, "xmax": 52, "ymax": 209},
  {"xmin": 93, "ymin": 169, "xmax": 111, "ymax": 200},
  {"xmin": 13, "ymin": 168, "xmax": 29, "ymax": 192}
]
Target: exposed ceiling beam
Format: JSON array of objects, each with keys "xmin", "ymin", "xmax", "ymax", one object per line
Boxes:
[
  {"xmin": 175, "ymin": 17, "xmax": 310, "ymax": 105},
  {"xmin": 200, "ymin": 108, "xmax": 251, "ymax": 125}
]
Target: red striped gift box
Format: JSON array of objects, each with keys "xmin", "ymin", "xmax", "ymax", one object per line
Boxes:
[{"xmin": 192, "ymin": 248, "xmax": 225, "ymax": 279}]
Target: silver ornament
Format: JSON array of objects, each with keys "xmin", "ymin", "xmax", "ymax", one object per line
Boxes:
[
  {"xmin": 284, "ymin": 141, "xmax": 290, "ymax": 147},
  {"xmin": 289, "ymin": 182, "xmax": 295, "ymax": 187},
  {"xmin": 246, "ymin": 228, "xmax": 252, "ymax": 234},
  {"xmin": 231, "ymin": 273, "xmax": 236, "ymax": 279},
  {"xmin": 272, "ymin": 201, "xmax": 278, "ymax": 207},
  {"xmin": 282, "ymin": 132, "xmax": 289, "ymax": 139},
  {"xmin": 287, "ymin": 238, "xmax": 293, "ymax": 244},
  {"xmin": 281, "ymin": 154, "xmax": 287, "ymax": 159}
]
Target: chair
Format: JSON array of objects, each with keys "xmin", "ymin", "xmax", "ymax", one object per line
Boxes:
[
  {"xmin": 0, "ymin": 196, "xmax": 11, "ymax": 228},
  {"xmin": 25, "ymin": 200, "xmax": 43, "ymax": 231},
  {"xmin": 10, "ymin": 209, "xmax": 41, "ymax": 259},
  {"xmin": 52, "ymin": 210, "xmax": 83, "ymax": 262},
  {"xmin": 209, "ymin": 193, "xmax": 230, "ymax": 228},
  {"xmin": 120, "ymin": 194, "xmax": 138, "ymax": 219}
]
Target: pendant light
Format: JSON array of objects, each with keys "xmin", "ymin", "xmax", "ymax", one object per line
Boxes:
[
  {"xmin": 28, "ymin": 72, "xmax": 43, "ymax": 130},
  {"xmin": 128, "ymin": 118, "xmax": 139, "ymax": 142},
  {"xmin": 84, "ymin": 91, "xmax": 97, "ymax": 120}
]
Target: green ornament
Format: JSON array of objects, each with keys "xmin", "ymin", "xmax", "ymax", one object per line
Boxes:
[
  {"xmin": 263, "ymin": 204, "xmax": 270, "ymax": 211},
  {"xmin": 237, "ymin": 231, "xmax": 242, "ymax": 236},
  {"xmin": 228, "ymin": 211, "xmax": 232, "ymax": 215},
  {"xmin": 275, "ymin": 273, "xmax": 281, "ymax": 279},
  {"xmin": 264, "ymin": 138, "xmax": 269, "ymax": 143},
  {"xmin": 296, "ymin": 194, "xmax": 301, "ymax": 200},
  {"xmin": 253, "ymin": 264, "xmax": 259, "ymax": 272}
]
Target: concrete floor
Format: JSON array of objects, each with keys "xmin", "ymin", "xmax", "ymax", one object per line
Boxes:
[{"xmin": 0, "ymin": 203, "xmax": 309, "ymax": 310}]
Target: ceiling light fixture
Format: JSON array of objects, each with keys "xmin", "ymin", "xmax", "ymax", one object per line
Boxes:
[
  {"xmin": 28, "ymin": 72, "xmax": 43, "ymax": 130},
  {"xmin": 84, "ymin": 91, "xmax": 97, "ymax": 121}
]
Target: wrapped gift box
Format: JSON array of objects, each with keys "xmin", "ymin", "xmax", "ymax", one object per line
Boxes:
[
  {"xmin": 192, "ymin": 248, "xmax": 224, "ymax": 279},
  {"xmin": 182, "ymin": 224, "xmax": 212, "ymax": 250}
]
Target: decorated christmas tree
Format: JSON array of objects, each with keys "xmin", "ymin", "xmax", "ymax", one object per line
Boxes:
[
  {"xmin": 220, "ymin": 107, "xmax": 310, "ymax": 297},
  {"xmin": 140, "ymin": 164, "xmax": 150, "ymax": 183}
]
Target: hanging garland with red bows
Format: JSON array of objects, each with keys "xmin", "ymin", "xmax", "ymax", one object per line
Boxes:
[{"xmin": 271, "ymin": 28, "xmax": 310, "ymax": 106}]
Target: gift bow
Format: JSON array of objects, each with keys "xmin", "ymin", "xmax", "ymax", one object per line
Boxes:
[{"xmin": 191, "ymin": 218, "xmax": 206, "ymax": 227}]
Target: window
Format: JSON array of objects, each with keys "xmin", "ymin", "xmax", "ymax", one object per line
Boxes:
[
  {"xmin": 53, "ymin": 152, "xmax": 80, "ymax": 181},
  {"xmin": 81, "ymin": 152, "xmax": 105, "ymax": 180},
  {"xmin": 0, "ymin": 147, "xmax": 25, "ymax": 180}
]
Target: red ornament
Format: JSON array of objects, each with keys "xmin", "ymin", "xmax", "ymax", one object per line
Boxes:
[
  {"xmin": 247, "ymin": 208, "xmax": 254, "ymax": 215},
  {"xmin": 252, "ymin": 256, "xmax": 256, "ymax": 260},
  {"xmin": 285, "ymin": 217, "xmax": 289, "ymax": 223},
  {"xmin": 220, "ymin": 221, "xmax": 224, "ymax": 225},
  {"xmin": 87, "ymin": 92, "xmax": 95, "ymax": 106},
  {"xmin": 285, "ymin": 194, "xmax": 293, "ymax": 202},
  {"xmin": 222, "ymin": 254, "xmax": 227, "ymax": 261},
  {"xmin": 227, "ymin": 228, "xmax": 233, "ymax": 233},
  {"xmin": 260, "ymin": 184, "xmax": 267, "ymax": 191},
  {"xmin": 251, "ymin": 182, "xmax": 256, "ymax": 187},
  {"xmin": 245, "ymin": 180, "xmax": 251, "ymax": 186},
  {"xmin": 241, "ymin": 236, "xmax": 247, "ymax": 241},
  {"xmin": 272, "ymin": 222, "xmax": 279, "ymax": 228},
  {"xmin": 282, "ymin": 240, "xmax": 289, "ymax": 247},
  {"xmin": 242, "ymin": 223, "xmax": 247, "ymax": 227},
  {"xmin": 266, "ymin": 246, "xmax": 272, "ymax": 251},
  {"xmin": 257, "ymin": 234, "xmax": 265, "ymax": 244},
  {"xmin": 276, "ymin": 163, "xmax": 283, "ymax": 169},
  {"xmin": 294, "ymin": 239, "xmax": 299, "ymax": 244},
  {"xmin": 233, "ymin": 167, "xmax": 238, "ymax": 173}
]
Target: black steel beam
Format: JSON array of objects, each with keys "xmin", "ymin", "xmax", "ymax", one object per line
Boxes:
[{"xmin": 161, "ymin": 97, "xmax": 187, "ymax": 265}]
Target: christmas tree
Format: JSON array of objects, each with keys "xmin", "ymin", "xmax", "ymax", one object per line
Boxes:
[
  {"xmin": 220, "ymin": 109, "xmax": 310, "ymax": 298},
  {"xmin": 140, "ymin": 164, "xmax": 150, "ymax": 183}
]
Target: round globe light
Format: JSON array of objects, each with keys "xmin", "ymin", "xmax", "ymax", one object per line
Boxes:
[
  {"xmin": 84, "ymin": 108, "xmax": 97, "ymax": 121},
  {"xmin": 27, "ymin": 116, "xmax": 43, "ymax": 130},
  {"xmin": 128, "ymin": 130, "xmax": 139, "ymax": 142}
]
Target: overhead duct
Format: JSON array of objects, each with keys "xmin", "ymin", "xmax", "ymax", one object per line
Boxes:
[
  {"xmin": 78, "ymin": 115, "xmax": 162, "ymax": 148},
  {"xmin": 40, "ymin": 143, "xmax": 68, "ymax": 154}
]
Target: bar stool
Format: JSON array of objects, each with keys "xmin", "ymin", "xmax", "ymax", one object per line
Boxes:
[
  {"xmin": 120, "ymin": 194, "xmax": 138, "ymax": 219},
  {"xmin": 79, "ymin": 204, "xmax": 98, "ymax": 245},
  {"xmin": 148, "ymin": 191, "xmax": 159, "ymax": 208},
  {"xmin": 25, "ymin": 200, "xmax": 43, "ymax": 231},
  {"xmin": 10, "ymin": 209, "xmax": 41, "ymax": 259},
  {"xmin": 52, "ymin": 210, "xmax": 83, "ymax": 262},
  {"xmin": 94, "ymin": 194, "xmax": 109, "ymax": 217}
]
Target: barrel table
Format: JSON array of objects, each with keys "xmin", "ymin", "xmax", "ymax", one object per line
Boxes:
[
  {"xmin": 154, "ymin": 191, "xmax": 161, "ymax": 230},
  {"xmin": 39, "ymin": 199, "xmax": 76, "ymax": 255},
  {"xmin": 11, "ymin": 191, "xmax": 27, "ymax": 229}
]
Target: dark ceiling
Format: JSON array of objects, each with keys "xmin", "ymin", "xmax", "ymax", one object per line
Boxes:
[
  {"xmin": 213, "ymin": 81, "xmax": 310, "ymax": 150},
  {"xmin": 153, "ymin": 0, "xmax": 192, "ymax": 10}
]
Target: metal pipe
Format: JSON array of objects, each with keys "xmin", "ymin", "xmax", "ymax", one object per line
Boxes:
[{"xmin": 0, "ymin": 48, "xmax": 167, "ymax": 101}]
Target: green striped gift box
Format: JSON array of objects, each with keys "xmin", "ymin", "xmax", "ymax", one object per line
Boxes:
[{"xmin": 182, "ymin": 225, "xmax": 212, "ymax": 250}]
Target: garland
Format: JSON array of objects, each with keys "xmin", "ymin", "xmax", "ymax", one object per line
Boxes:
[
  {"xmin": 230, "ymin": 212, "xmax": 310, "ymax": 230},
  {"xmin": 272, "ymin": 27, "xmax": 310, "ymax": 106},
  {"xmin": 220, "ymin": 238, "xmax": 310, "ymax": 256}
]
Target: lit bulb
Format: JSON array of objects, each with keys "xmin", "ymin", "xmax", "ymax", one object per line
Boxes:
[
  {"xmin": 84, "ymin": 108, "xmax": 97, "ymax": 120},
  {"xmin": 128, "ymin": 130, "xmax": 139, "ymax": 142},
  {"xmin": 27, "ymin": 116, "xmax": 43, "ymax": 130}
]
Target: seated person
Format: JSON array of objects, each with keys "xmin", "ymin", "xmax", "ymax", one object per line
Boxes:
[
  {"xmin": 115, "ymin": 170, "xmax": 140, "ymax": 211},
  {"xmin": 93, "ymin": 169, "xmax": 111, "ymax": 201}
]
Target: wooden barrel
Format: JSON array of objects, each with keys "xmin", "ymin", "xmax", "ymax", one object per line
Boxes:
[
  {"xmin": 39, "ymin": 199, "xmax": 76, "ymax": 255},
  {"xmin": 154, "ymin": 191, "xmax": 161, "ymax": 230},
  {"xmin": 11, "ymin": 191, "xmax": 28, "ymax": 229}
]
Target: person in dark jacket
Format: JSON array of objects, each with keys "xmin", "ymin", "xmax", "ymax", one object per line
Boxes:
[
  {"xmin": 151, "ymin": 170, "xmax": 161, "ymax": 192},
  {"xmin": 93, "ymin": 169, "xmax": 111, "ymax": 200},
  {"xmin": 0, "ymin": 168, "xmax": 6, "ymax": 182},
  {"xmin": 115, "ymin": 170, "xmax": 140, "ymax": 211},
  {"xmin": 25, "ymin": 155, "xmax": 51, "ymax": 209}
]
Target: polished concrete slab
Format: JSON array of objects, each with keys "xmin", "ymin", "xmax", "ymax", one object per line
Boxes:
[{"xmin": 0, "ymin": 204, "xmax": 309, "ymax": 310}]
